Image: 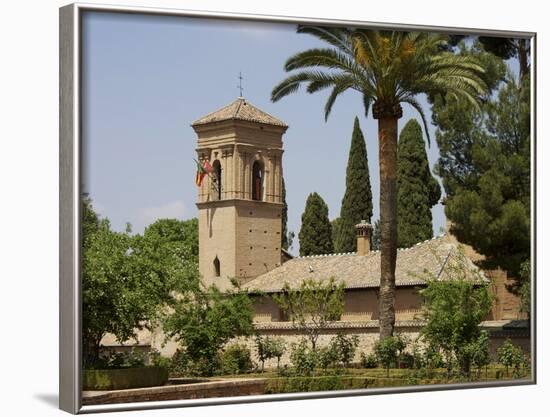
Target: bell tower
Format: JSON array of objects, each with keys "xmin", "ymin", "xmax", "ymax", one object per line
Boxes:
[{"xmin": 191, "ymin": 97, "xmax": 288, "ymax": 287}]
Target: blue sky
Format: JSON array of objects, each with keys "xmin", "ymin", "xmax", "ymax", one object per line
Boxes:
[{"xmin": 82, "ymin": 12, "xmax": 516, "ymax": 255}]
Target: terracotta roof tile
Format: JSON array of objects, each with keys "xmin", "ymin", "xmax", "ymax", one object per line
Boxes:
[
  {"xmin": 192, "ymin": 97, "xmax": 287, "ymax": 127},
  {"xmin": 242, "ymin": 236, "xmax": 487, "ymax": 293}
]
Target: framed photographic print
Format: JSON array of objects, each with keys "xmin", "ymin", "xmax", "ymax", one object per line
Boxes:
[{"xmin": 59, "ymin": 2, "xmax": 536, "ymax": 413}]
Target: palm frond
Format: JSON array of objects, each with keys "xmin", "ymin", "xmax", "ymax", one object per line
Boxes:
[{"xmin": 400, "ymin": 96, "xmax": 432, "ymax": 146}]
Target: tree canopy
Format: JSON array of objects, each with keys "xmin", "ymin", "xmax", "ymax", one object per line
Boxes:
[
  {"xmin": 433, "ymin": 43, "xmax": 530, "ymax": 278},
  {"xmin": 81, "ymin": 199, "xmax": 200, "ymax": 367}
]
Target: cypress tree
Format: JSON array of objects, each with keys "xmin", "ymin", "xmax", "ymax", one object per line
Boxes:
[
  {"xmin": 335, "ymin": 117, "xmax": 373, "ymax": 253},
  {"xmin": 397, "ymin": 119, "xmax": 441, "ymax": 248},
  {"xmin": 299, "ymin": 192, "xmax": 333, "ymax": 256}
]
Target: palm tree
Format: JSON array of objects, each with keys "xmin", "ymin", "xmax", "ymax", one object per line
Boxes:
[{"xmin": 271, "ymin": 27, "xmax": 487, "ymax": 339}]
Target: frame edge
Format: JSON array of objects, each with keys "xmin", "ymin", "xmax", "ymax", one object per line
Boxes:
[{"xmin": 60, "ymin": 3, "xmax": 81, "ymax": 414}]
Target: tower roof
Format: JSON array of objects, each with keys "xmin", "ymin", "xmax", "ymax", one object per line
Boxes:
[{"xmin": 192, "ymin": 97, "xmax": 288, "ymax": 128}]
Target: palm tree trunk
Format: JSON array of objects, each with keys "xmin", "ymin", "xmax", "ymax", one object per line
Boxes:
[{"xmin": 375, "ymin": 108, "xmax": 400, "ymax": 339}]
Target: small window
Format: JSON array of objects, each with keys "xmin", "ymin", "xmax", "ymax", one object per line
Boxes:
[
  {"xmin": 213, "ymin": 256, "xmax": 220, "ymax": 277},
  {"xmin": 252, "ymin": 161, "xmax": 263, "ymax": 201}
]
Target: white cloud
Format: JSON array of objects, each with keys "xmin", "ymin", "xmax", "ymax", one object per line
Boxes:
[{"xmin": 133, "ymin": 200, "xmax": 186, "ymax": 231}]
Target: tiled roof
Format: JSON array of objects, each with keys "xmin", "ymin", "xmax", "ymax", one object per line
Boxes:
[
  {"xmin": 242, "ymin": 236, "xmax": 487, "ymax": 293},
  {"xmin": 191, "ymin": 97, "xmax": 287, "ymax": 128}
]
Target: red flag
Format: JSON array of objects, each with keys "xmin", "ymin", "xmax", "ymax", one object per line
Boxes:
[{"xmin": 195, "ymin": 159, "xmax": 213, "ymax": 186}]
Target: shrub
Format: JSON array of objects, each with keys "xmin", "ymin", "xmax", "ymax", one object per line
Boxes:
[
  {"xmin": 498, "ymin": 339, "xmax": 525, "ymax": 377},
  {"xmin": 148, "ymin": 349, "xmax": 172, "ymax": 369},
  {"xmin": 255, "ymin": 335, "xmax": 287, "ymax": 371},
  {"xmin": 374, "ymin": 335, "xmax": 407, "ymax": 377},
  {"xmin": 360, "ymin": 352, "xmax": 378, "ymax": 369},
  {"xmin": 419, "ymin": 253, "xmax": 493, "ymax": 377},
  {"xmin": 317, "ymin": 345, "xmax": 339, "ymax": 370},
  {"xmin": 220, "ymin": 344, "xmax": 253, "ymax": 375},
  {"xmin": 290, "ymin": 339, "xmax": 318, "ymax": 376},
  {"xmin": 330, "ymin": 333, "xmax": 359, "ymax": 368}
]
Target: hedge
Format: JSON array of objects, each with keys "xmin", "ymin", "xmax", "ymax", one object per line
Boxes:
[{"xmin": 83, "ymin": 366, "xmax": 169, "ymax": 390}]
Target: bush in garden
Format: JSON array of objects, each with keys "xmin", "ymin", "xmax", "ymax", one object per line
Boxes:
[
  {"xmin": 470, "ymin": 331, "xmax": 491, "ymax": 379},
  {"xmin": 317, "ymin": 345, "xmax": 339, "ymax": 370},
  {"xmin": 330, "ymin": 333, "xmax": 360, "ymax": 368},
  {"xmin": 148, "ymin": 349, "xmax": 172, "ymax": 369},
  {"xmin": 498, "ymin": 339, "xmax": 526, "ymax": 377},
  {"xmin": 290, "ymin": 339, "xmax": 318, "ymax": 376},
  {"xmin": 374, "ymin": 335, "xmax": 407, "ymax": 377},
  {"xmin": 220, "ymin": 343, "xmax": 253, "ymax": 375},
  {"xmin": 255, "ymin": 335, "xmax": 287, "ymax": 372},
  {"xmin": 360, "ymin": 352, "xmax": 378, "ymax": 369}
]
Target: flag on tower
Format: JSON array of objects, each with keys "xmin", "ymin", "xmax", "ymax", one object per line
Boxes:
[{"xmin": 194, "ymin": 159, "xmax": 213, "ymax": 186}]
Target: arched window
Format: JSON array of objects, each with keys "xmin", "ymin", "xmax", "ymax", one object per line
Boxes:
[
  {"xmin": 213, "ymin": 256, "xmax": 220, "ymax": 277},
  {"xmin": 252, "ymin": 161, "xmax": 263, "ymax": 201},
  {"xmin": 212, "ymin": 160, "xmax": 222, "ymax": 200}
]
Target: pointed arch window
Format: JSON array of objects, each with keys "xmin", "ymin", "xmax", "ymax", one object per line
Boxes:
[
  {"xmin": 213, "ymin": 256, "xmax": 220, "ymax": 277},
  {"xmin": 212, "ymin": 160, "xmax": 222, "ymax": 201},
  {"xmin": 252, "ymin": 161, "xmax": 263, "ymax": 201}
]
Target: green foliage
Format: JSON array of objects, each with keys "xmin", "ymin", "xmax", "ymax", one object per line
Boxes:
[
  {"xmin": 336, "ymin": 117, "xmax": 373, "ymax": 253},
  {"xmin": 317, "ymin": 334, "xmax": 360, "ymax": 370},
  {"xmin": 162, "ymin": 284, "xmax": 254, "ymax": 376},
  {"xmin": 255, "ymin": 335, "xmax": 287, "ymax": 371},
  {"xmin": 273, "ymin": 277, "xmax": 345, "ymax": 350},
  {"xmin": 397, "ymin": 119, "xmax": 441, "ymax": 248},
  {"xmin": 290, "ymin": 339, "xmax": 318, "ymax": 376},
  {"xmin": 497, "ymin": 340, "xmax": 526, "ymax": 377},
  {"xmin": 374, "ymin": 335, "xmax": 407, "ymax": 376},
  {"xmin": 81, "ymin": 199, "xmax": 201, "ymax": 368},
  {"xmin": 419, "ymin": 250, "xmax": 493, "ymax": 376},
  {"xmin": 469, "ymin": 331, "xmax": 491, "ymax": 378},
  {"xmin": 360, "ymin": 352, "xmax": 378, "ymax": 369},
  {"xmin": 329, "ymin": 333, "xmax": 360, "ymax": 368},
  {"xmin": 271, "ymin": 27, "xmax": 488, "ymax": 138},
  {"xmin": 433, "ymin": 49, "xmax": 530, "ymax": 278},
  {"xmin": 299, "ymin": 192, "xmax": 334, "ymax": 256},
  {"xmin": 220, "ymin": 344, "xmax": 254, "ymax": 375}
]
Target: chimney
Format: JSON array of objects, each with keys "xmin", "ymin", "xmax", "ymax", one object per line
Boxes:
[{"xmin": 355, "ymin": 220, "xmax": 373, "ymax": 256}]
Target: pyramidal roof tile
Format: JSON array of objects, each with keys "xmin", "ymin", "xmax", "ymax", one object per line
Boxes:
[{"xmin": 192, "ymin": 97, "xmax": 287, "ymax": 128}]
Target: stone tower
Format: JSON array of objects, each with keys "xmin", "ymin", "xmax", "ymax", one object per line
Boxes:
[{"xmin": 191, "ymin": 97, "xmax": 288, "ymax": 287}]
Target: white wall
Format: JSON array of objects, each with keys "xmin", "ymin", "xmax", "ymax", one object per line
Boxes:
[{"xmin": 0, "ymin": 0, "xmax": 546, "ymax": 416}]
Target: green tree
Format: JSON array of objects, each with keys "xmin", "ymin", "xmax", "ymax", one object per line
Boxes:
[
  {"xmin": 81, "ymin": 199, "xmax": 201, "ymax": 367},
  {"xmin": 162, "ymin": 284, "xmax": 254, "ymax": 376},
  {"xmin": 478, "ymin": 37, "xmax": 530, "ymax": 81},
  {"xmin": 397, "ymin": 119, "xmax": 441, "ymax": 248},
  {"xmin": 273, "ymin": 277, "xmax": 345, "ymax": 350},
  {"xmin": 438, "ymin": 73, "xmax": 530, "ymax": 278},
  {"xmin": 336, "ymin": 117, "xmax": 373, "ymax": 253},
  {"xmin": 374, "ymin": 335, "xmax": 407, "ymax": 377},
  {"xmin": 299, "ymin": 192, "xmax": 334, "ymax": 256},
  {"xmin": 271, "ymin": 27, "xmax": 487, "ymax": 338},
  {"xmin": 419, "ymin": 249, "xmax": 493, "ymax": 376}
]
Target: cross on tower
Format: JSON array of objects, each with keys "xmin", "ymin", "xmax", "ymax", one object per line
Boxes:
[{"xmin": 237, "ymin": 71, "xmax": 244, "ymax": 97}]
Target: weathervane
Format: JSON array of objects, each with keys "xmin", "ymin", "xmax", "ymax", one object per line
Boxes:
[{"xmin": 237, "ymin": 71, "xmax": 244, "ymax": 97}]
